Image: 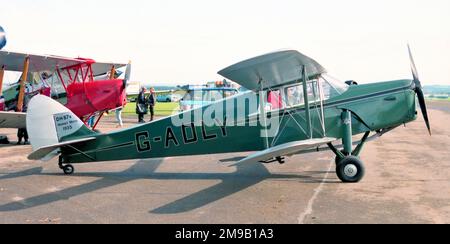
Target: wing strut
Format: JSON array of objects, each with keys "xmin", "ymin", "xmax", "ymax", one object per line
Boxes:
[
  {"xmin": 258, "ymin": 77, "xmax": 270, "ymax": 149},
  {"xmin": 109, "ymin": 65, "xmax": 116, "ymax": 80},
  {"xmin": 301, "ymin": 65, "xmax": 312, "ymax": 139},
  {"xmin": 16, "ymin": 57, "xmax": 30, "ymax": 112}
]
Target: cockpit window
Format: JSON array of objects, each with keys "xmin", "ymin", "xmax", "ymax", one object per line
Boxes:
[
  {"xmin": 259, "ymin": 75, "xmax": 348, "ymax": 112},
  {"xmin": 320, "ymin": 74, "xmax": 348, "ymax": 99}
]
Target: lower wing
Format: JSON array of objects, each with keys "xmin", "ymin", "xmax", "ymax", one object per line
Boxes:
[
  {"xmin": 236, "ymin": 137, "xmax": 337, "ymax": 165},
  {"xmin": 0, "ymin": 111, "xmax": 26, "ymax": 129}
]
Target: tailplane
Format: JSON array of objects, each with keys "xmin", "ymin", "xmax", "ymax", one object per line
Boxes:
[{"xmin": 27, "ymin": 95, "xmax": 97, "ymax": 161}]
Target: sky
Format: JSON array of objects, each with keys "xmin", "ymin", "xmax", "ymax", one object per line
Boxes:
[{"xmin": 1, "ymin": 0, "xmax": 449, "ymax": 86}]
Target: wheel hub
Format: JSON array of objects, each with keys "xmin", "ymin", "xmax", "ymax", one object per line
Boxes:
[{"xmin": 344, "ymin": 164, "xmax": 358, "ymax": 178}]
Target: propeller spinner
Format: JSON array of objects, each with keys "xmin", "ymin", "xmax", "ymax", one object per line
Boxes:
[{"xmin": 408, "ymin": 45, "xmax": 431, "ymax": 135}]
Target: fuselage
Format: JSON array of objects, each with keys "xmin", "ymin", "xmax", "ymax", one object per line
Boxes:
[
  {"xmin": 62, "ymin": 79, "xmax": 417, "ymax": 164},
  {"xmin": 65, "ymin": 79, "xmax": 127, "ymax": 118}
]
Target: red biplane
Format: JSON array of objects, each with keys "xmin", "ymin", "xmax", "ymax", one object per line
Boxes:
[{"xmin": 0, "ymin": 50, "xmax": 130, "ymax": 130}]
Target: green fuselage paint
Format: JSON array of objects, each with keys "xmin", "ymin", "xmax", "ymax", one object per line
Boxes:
[{"xmin": 61, "ymin": 79, "xmax": 417, "ymax": 164}]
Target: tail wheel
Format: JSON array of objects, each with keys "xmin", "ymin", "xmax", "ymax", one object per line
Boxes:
[
  {"xmin": 59, "ymin": 157, "xmax": 75, "ymax": 175},
  {"xmin": 336, "ymin": 156, "xmax": 365, "ymax": 183}
]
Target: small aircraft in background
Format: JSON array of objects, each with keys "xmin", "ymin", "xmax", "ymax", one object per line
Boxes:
[
  {"xmin": 25, "ymin": 47, "xmax": 430, "ymax": 183},
  {"xmin": 126, "ymin": 86, "xmax": 179, "ymax": 102},
  {"xmin": 0, "ymin": 26, "xmax": 131, "ymax": 131}
]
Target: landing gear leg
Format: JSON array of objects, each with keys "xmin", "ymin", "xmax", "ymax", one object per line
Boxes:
[
  {"xmin": 342, "ymin": 110, "xmax": 353, "ymax": 156},
  {"xmin": 58, "ymin": 156, "xmax": 75, "ymax": 175},
  {"xmin": 328, "ymin": 110, "xmax": 368, "ymax": 183},
  {"xmin": 259, "ymin": 156, "xmax": 286, "ymax": 164}
]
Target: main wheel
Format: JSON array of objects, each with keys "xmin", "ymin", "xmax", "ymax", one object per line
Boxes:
[
  {"xmin": 336, "ymin": 156, "xmax": 365, "ymax": 183},
  {"xmin": 62, "ymin": 165, "xmax": 74, "ymax": 175}
]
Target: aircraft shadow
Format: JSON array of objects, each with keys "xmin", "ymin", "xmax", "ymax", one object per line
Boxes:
[
  {"xmin": 0, "ymin": 167, "xmax": 43, "ymax": 180},
  {"xmin": 0, "ymin": 159, "xmax": 338, "ymax": 214},
  {"xmin": 0, "ymin": 159, "xmax": 164, "ymax": 213},
  {"xmin": 0, "ymin": 143, "xmax": 27, "ymax": 149},
  {"xmin": 150, "ymin": 162, "xmax": 301, "ymax": 214},
  {"xmin": 219, "ymin": 156, "xmax": 247, "ymax": 163}
]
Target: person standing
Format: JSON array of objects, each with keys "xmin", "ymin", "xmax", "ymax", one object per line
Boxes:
[
  {"xmin": 87, "ymin": 115, "xmax": 96, "ymax": 128},
  {"xmin": 17, "ymin": 94, "xmax": 30, "ymax": 145},
  {"xmin": 147, "ymin": 87, "xmax": 156, "ymax": 122},
  {"xmin": 136, "ymin": 87, "xmax": 148, "ymax": 123}
]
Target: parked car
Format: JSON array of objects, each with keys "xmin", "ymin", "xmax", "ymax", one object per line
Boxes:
[
  {"xmin": 157, "ymin": 93, "xmax": 183, "ymax": 102},
  {"xmin": 180, "ymin": 87, "xmax": 239, "ymax": 111}
]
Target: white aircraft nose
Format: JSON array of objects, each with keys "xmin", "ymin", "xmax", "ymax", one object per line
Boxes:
[{"xmin": 0, "ymin": 26, "xmax": 6, "ymax": 50}]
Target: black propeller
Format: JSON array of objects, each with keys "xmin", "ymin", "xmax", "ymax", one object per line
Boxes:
[{"xmin": 408, "ymin": 44, "xmax": 431, "ymax": 135}]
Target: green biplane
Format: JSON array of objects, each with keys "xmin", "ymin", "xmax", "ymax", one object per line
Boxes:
[{"xmin": 26, "ymin": 47, "xmax": 430, "ymax": 183}]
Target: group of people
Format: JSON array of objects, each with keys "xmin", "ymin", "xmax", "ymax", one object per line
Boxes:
[
  {"xmin": 91, "ymin": 86, "xmax": 156, "ymax": 129},
  {"xmin": 136, "ymin": 87, "xmax": 156, "ymax": 123}
]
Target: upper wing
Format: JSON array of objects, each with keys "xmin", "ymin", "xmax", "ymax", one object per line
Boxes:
[
  {"xmin": 0, "ymin": 50, "xmax": 83, "ymax": 72},
  {"xmin": 0, "ymin": 50, "xmax": 126, "ymax": 75},
  {"xmin": 0, "ymin": 111, "xmax": 26, "ymax": 129},
  {"xmin": 235, "ymin": 137, "xmax": 336, "ymax": 165},
  {"xmin": 92, "ymin": 62, "xmax": 127, "ymax": 77},
  {"xmin": 218, "ymin": 50, "xmax": 326, "ymax": 91}
]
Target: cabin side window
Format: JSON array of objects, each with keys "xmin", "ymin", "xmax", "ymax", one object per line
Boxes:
[
  {"xmin": 224, "ymin": 90, "xmax": 237, "ymax": 98},
  {"xmin": 209, "ymin": 90, "xmax": 223, "ymax": 102},
  {"xmin": 265, "ymin": 89, "xmax": 284, "ymax": 111},
  {"xmin": 283, "ymin": 80, "xmax": 321, "ymax": 108},
  {"xmin": 284, "ymin": 85, "xmax": 304, "ymax": 107},
  {"xmin": 262, "ymin": 77, "xmax": 341, "ymax": 111}
]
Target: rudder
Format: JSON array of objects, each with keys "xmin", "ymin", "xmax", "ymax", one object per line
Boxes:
[{"xmin": 27, "ymin": 95, "xmax": 96, "ymax": 161}]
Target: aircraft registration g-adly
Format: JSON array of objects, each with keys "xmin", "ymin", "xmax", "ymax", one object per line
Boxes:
[
  {"xmin": 26, "ymin": 47, "xmax": 430, "ymax": 183},
  {"xmin": 0, "ymin": 25, "xmax": 131, "ymax": 130}
]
